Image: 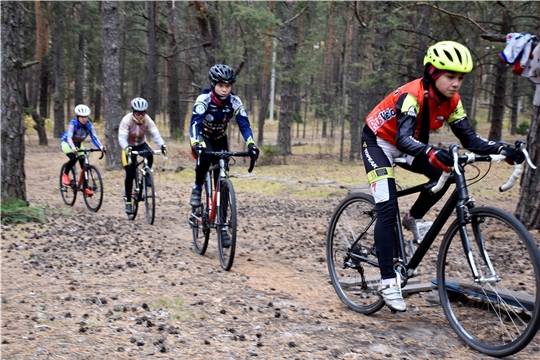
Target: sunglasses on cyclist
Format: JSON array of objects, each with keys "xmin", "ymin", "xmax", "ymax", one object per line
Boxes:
[{"xmin": 134, "ymin": 111, "xmax": 146, "ymax": 116}]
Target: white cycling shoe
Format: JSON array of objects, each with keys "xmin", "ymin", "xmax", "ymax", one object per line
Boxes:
[{"xmin": 379, "ymin": 273, "xmax": 407, "ymax": 312}]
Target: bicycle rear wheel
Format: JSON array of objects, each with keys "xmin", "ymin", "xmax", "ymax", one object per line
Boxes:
[
  {"xmin": 82, "ymin": 165, "xmax": 103, "ymax": 212},
  {"xmin": 217, "ymin": 179, "xmax": 236, "ymax": 271},
  {"xmin": 437, "ymin": 206, "xmax": 540, "ymax": 357},
  {"xmin": 191, "ymin": 175, "xmax": 210, "ymax": 255},
  {"xmin": 326, "ymin": 193, "xmax": 385, "ymax": 314},
  {"xmin": 128, "ymin": 171, "xmax": 139, "ymax": 221},
  {"xmin": 60, "ymin": 163, "xmax": 77, "ymax": 206},
  {"xmin": 143, "ymin": 170, "xmax": 155, "ymax": 224}
]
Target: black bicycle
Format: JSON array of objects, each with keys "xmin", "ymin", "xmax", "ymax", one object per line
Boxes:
[
  {"xmin": 326, "ymin": 141, "xmax": 540, "ymax": 357},
  {"xmin": 60, "ymin": 148, "xmax": 105, "ymax": 212},
  {"xmin": 188, "ymin": 150, "xmax": 255, "ymax": 271},
  {"xmin": 126, "ymin": 149, "xmax": 166, "ymax": 225}
]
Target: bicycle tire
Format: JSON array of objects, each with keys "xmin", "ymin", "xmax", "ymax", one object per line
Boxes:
[
  {"xmin": 59, "ymin": 163, "xmax": 77, "ymax": 206},
  {"xmin": 326, "ymin": 192, "xmax": 385, "ymax": 314},
  {"xmin": 128, "ymin": 170, "xmax": 139, "ymax": 221},
  {"xmin": 217, "ymin": 178, "xmax": 237, "ymax": 271},
  {"xmin": 144, "ymin": 169, "xmax": 155, "ymax": 224},
  {"xmin": 192, "ymin": 175, "xmax": 211, "ymax": 255},
  {"xmin": 437, "ymin": 206, "xmax": 540, "ymax": 357},
  {"xmin": 82, "ymin": 165, "xmax": 103, "ymax": 212}
]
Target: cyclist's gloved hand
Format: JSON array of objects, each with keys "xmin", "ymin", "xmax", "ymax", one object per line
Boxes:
[
  {"xmin": 191, "ymin": 141, "xmax": 203, "ymax": 159},
  {"xmin": 124, "ymin": 146, "xmax": 132, "ymax": 157},
  {"xmin": 427, "ymin": 147, "xmax": 452, "ymax": 173},
  {"xmin": 248, "ymin": 143, "xmax": 259, "ymax": 160},
  {"xmin": 71, "ymin": 147, "xmax": 78, "ymax": 154},
  {"xmin": 100, "ymin": 146, "xmax": 106, "ymax": 154},
  {"xmin": 161, "ymin": 144, "xmax": 167, "ymax": 156},
  {"xmin": 499, "ymin": 145, "xmax": 524, "ymax": 165}
]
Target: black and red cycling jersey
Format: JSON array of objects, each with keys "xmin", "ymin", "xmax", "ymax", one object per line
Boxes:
[{"xmin": 365, "ymin": 78, "xmax": 500, "ymax": 156}]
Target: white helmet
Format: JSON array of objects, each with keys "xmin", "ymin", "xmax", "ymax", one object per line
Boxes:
[
  {"xmin": 131, "ymin": 97, "xmax": 148, "ymax": 112},
  {"xmin": 74, "ymin": 104, "xmax": 91, "ymax": 117}
]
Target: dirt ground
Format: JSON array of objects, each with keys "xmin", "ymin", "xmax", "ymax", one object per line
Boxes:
[{"xmin": 1, "ymin": 141, "xmax": 540, "ymax": 360}]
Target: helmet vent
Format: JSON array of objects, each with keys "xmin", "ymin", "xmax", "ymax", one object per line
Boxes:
[{"xmin": 443, "ymin": 50, "xmax": 454, "ymax": 63}]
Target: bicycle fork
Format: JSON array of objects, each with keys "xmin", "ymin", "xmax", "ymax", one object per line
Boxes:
[{"xmin": 456, "ymin": 200, "xmax": 500, "ymax": 284}]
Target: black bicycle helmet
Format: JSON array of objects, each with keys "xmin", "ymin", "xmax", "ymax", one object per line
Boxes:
[{"xmin": 208, "ymin": 64, "xmax": 236, "ymax": 84}]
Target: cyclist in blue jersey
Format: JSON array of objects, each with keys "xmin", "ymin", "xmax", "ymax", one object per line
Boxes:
[
  {"xmin": 189, "ymin": 64, "xmax": 259, "ymax": 245},
  {"xmin": 60, "ymin": 104, "xmax": 105, "ymax": 195}
]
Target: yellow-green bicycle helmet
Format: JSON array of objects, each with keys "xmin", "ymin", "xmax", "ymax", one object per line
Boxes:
[{"xmin": 424, "ymin": 41, "xmax": 473, "ymax": 73}]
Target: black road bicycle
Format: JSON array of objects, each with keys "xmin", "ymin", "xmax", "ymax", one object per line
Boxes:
[
  {"xmin": 60, "ymin": 148, "xmax": 105, "ymax": 212},
  {"xmin": 326, "ymin": 142, "xmax": 540, "ymax": 357},
  {"xmin": 189, "ymin": 150, "xmax": 255, "ymax": 271},
  {"xmin": 126, "ymin": 149, "xmax": 167, "ymax": 225}
]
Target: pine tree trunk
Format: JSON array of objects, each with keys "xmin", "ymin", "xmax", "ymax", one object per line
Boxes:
[
  {"xmin": 276, "ymin": 1, "xmax": 298, "ymax": 158},
  {"xmin": 515, "ymin": 103, "xmax": 540, "ymax": 230},
  {"xmin": 167, "ymin": 1, "xmax": 182, "ymax": 140},
  {"xmin": 102, "ymin": 1, "xmax": 123, "ymax": 169},
  {"xmin": 143, "ymin": 1, "xmax": 158, "ymax": 121},
  {"xmin": 52, "ymin": 1, "xmax": 66, "ymax": 139},
  {"xmin": 74, "ymin": 2, "xmax": 86, "ymax": 105},
  {"xmin": 1, "ymin": 1, "xmax": 27, "ymax": 203}
]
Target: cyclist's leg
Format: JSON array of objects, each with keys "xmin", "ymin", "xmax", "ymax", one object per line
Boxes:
[
  {"xmin": 61, "ymin": 142, "xmax": 78, "ymax": 174},
  {"xmin": 191, "ymin": 137, "xmax": 212, "ymax": 206},
  {"xmin": 122, "ymin": 149, "xmax": 137, "ymax": 213},
  {"xmin": 362, "ymin": 126, "xmax": 405, "ymax": 312},
  {"xmin": 398, "ymin": 156, "xmax": 451, "ymax": 219}
]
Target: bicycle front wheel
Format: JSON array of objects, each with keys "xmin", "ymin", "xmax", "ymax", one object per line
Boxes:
[
  {"xmin": 82, "ymin": 165, "xmax": 103, "ymax": 212},
  {"xmin": 217, "ymin": 178, "xmax": 236, "ymax": 271},
  {"xmin": 326, "ymin": 193, "xmax": 385, "ymax": 314},
  {"xmin": 59, "ymin": 163, "xmax": 77, "ymax": 206},
  {"xmin": 144, "ymin": 170, "xmax": 155, "ymax": 224},
  {"xmin": 191, "ymin": 177, "xmax": 210, "ymax": 255},
  {"xmin": 437, "ymin": 206, "xmax": 540, "ymax": 357},
  {"xmin": 128, "ymin": 171, "xmax": 139, "ymax": 221}
]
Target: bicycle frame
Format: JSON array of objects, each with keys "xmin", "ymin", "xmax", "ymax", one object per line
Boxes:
[
  {"xmin": 72, "ymin": 149, "xmax": 102, "ymax": 190},
  {"xmin": 350, "ymin": 146, "xmax": 531, "ymax": 284},
  {"xmin": 205, "ymin": 158, "xmax": 228, "ymax": 224}
]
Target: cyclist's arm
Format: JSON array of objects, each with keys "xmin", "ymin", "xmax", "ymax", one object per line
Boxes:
[
  {"xmin": 447, "ymin": 102, "xmax": 500, "ymax": 154},
  {"xmin": 146, "ymin": 118, "xmax": 165, "ymax": 147},
  {"xmin": 86, "ymin": 120, "xmax": 103, "ymax": 149},
  {"xmin": 63, "ymin": 120, "xmax": 78, "ymax": 149},
  {"xmin": 231, "ymin": 94, "xmax": 255, "ymax": 145},
  {"xmin": 394, "ymin": 93, "xmax": 431, "ymax": 157},
  {"xmin": 118, "ymin": 114, "xmax": 132, "ymax": 149},
  {"xmin": 189, "ymin": 96, "xmax": 208, "ymax": 145}
]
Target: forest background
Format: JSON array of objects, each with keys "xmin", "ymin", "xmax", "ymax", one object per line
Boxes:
[{"xmin": 1, "ymin": 0, "xmax": 539, "ymax": 228}]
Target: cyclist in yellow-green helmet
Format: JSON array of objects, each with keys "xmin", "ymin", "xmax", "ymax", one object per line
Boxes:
[{"xmin": 360, "ymin": 40, "xmax": 524, "ymax": 312}]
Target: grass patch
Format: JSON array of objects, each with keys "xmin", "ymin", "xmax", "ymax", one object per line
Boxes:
[
  {"xmin": 151, "ymin": 296, "xmax": 205, "ymax": 322},
  {"xmin": 1, "ymin": 199, "xmax": 46, "ymax": 224}
]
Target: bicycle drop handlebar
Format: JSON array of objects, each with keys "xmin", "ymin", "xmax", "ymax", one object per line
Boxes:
[
  {"xmin": 196, "ymin": 150, "xmax": 256, "ymax": 173},
  {"xmin": 430, "ymin": 141, "xmax": 537, "ymax": 194},
  {"xmin": 130, "ymin": 149, "xmax": 168, "ymax": 162},
  {"xmin": 76, "ymin": 147, "xmax": 106, "ymax": 160}
]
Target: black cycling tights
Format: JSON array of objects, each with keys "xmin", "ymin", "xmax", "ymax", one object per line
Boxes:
[{"xmin": 64, "ymin": 153, "xmax": 84, "ymax": 174}]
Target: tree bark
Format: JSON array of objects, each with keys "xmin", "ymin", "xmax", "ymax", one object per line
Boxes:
[
  {"xmin": 257, "ymin": 1, "xmax": 274, "ymax": 145},
  {"xmin": 143, "ymin": 1, "xmax": 158, "ymax": 120},
  {"xmin": 515, "ymin": 103, "xmax": 540, "ymax": 230},
  {"xmin": 102, "ymin": 1, "xmax": 123, "ymax": 169},
  {"xmin": 74, "ymin": 2, "xmax": 86, "ymax": 105},
  {"xmin": 51, "ymin": 1, "xmax": 66, "ymax": 139},
  {"xmin": 167, "ymin": 1, "xmax": 182, "ymax": 140},
  {"xmin": 488, "ymin": 10, "xmax": 510, "ymax": 142},
  {"xmin": 1, "ymin": 1, "xmax": 27, "ymax": 203},
  {"xmin": 276, "ymin": 1, "xmax": 299, "ymax": 158}
]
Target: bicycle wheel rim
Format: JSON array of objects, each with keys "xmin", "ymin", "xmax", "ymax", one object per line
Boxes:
[
  {"xmin": 326, "ymin": 193, "xmax": 385, "ymax": 314},
  {"xmin": 217, "ymin": 179, "xmax": 236, "ymax": 271},
  {"xmin": 60, "ymin": 164, "xmax": 77, "ymax": 206},
  {"xmin": 192, "ymin": 180, "xmax": 210, "ymax": 255},
  {"xmin": 144, "ymin": 171, "xmax": 155, "ymax": 225},
  {"xmin": 437, "ymin": 206, "xmax": 540, "ymax": 357},
  {"xmin": 82, "ymin": 165, "xmax": 103, "ymax": 212},
  {"xmin": 128, "ymin": 173, "xmax": 139, "ymax": 220}
]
